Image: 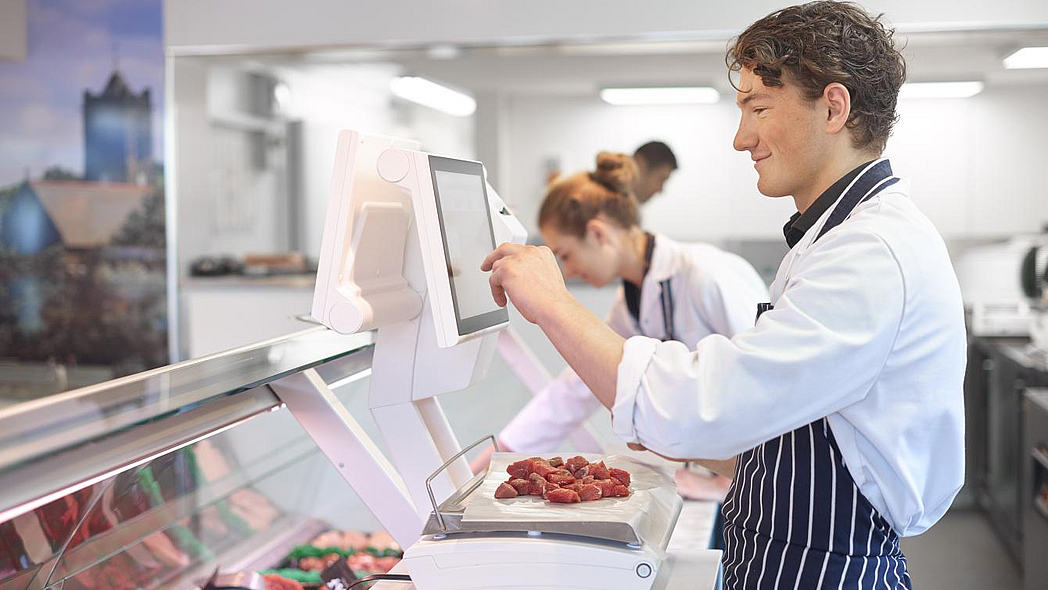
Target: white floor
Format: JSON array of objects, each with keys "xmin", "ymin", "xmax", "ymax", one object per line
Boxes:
[{"xmin": 901, "ymin": 509, "xmax": 1022, "ymax": 590}]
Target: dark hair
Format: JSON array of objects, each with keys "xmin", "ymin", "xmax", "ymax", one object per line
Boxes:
[
  {"xmin": 727, "ymin": 1, "xmax": 906, "ymax": 153},
  {"xmin": 633, "ymin": 141, "xmax": 678, "ymax": 170},
  {"xmin": 538, "ymin": 152, "xmax": 639, "ymax": 238}
]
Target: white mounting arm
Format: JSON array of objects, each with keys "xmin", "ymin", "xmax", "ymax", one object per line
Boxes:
[
  {"xmin": 495, "ymin": 328, "xmax": 604, "ymax": 454},
  {"xmin": 277, "ymin": 130, "xmax": 527, "ymax": 550}
]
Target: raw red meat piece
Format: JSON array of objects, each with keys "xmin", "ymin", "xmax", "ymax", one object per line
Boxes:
[
  {"xmin": 496, "ymin": 456, "xmax": 630, "ymax": 503},
  {"xmin": 562, "ymin": 482, "xmax": 584, "ymax": 494},
  {"xmin": 495, "ymin": 482, "xmax": 518, "ymax": 498},
  {"xmin": 547, "ymin": 472, "xmax": 576, "ymax": 486},
  {"xmin": 565, "ymin": 456, "xmax": 589, "ymax": 473},
  {"xmin": 542, "ymin": 481, "xmax": 560, "ymax": 500},
  {"xmin": 367, "ymin": 530, "xmax": 399, "ymax": 552},
  {"xmin": 595, "ymin": 479, "xmax": 618, "ymax": 497},
  {"xmin": 299, "ymin": 554, "xmax": 340, "ymax": 571},
  {"xmin": 377, "ymin": 557, "xmax": 400, "ymax": 574},
  {"xmin": 264, "ymin": 574, "xmax": 305, "ymax": 590},
  {"xmin": 588, "ymin": 461, "xmax": 611, "ymax": 480},
  {"xmin": 546, "ymin": 488, "xmax": 581, "ymax": 503},
  {"xmin": 349, "ymin": 553, "xmax": 379, "ymax": 573},
  {"xmin": 509, "ymin": 478, "xmax": 530, "ymax": 494},
  {"xmin": 609, "ymin": 468, "xmax": 631, "ymax": 487},
  {"xmin": 532, "ymin": 461, "xmax": 559, "ymax": 478},
  {"xmin": 578, "ymin": 484, "xmax": 602, "ymax": 501},
  {"xmin": 507, "ymin": 460, "xmax": 533, "ymax": 479},
  {"xmin": 528, "ymin": 473, "xmax": 547, "ymax": 496},
  {"xmin": 375, "ymin": 556, "xmax": 401, "ymax": 573}
]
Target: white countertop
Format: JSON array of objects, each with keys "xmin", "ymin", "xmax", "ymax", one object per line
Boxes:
[{"xmin": 669, "ymin": 499, "xmax": 720, "ymax": 553}]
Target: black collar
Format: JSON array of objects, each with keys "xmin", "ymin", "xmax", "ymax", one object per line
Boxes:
[
  {"xmin": 624, "ymin": 232, "xmax": 656, "ymax": 322},
  {"xmin": 783, "ymin": 160, "xmax": 876, "ymax": 248}
]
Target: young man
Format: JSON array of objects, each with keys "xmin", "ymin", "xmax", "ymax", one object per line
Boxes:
[
  {"xmin": 482, "ymin": 2, "xmax": 966, "ymax": 588},
  {"xmin": 632, "ymin": 140, "xmax": 678, "ymax": 203}
]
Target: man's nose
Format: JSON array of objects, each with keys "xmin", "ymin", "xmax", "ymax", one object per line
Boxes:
[{"xmin": 733, "ymin": 119, "xmax": 755, "ymax": 152}]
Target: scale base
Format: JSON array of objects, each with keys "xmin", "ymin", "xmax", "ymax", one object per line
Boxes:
[{"xmin": 373, "ymin": 534, "xmax": 721, "ymax": 590}]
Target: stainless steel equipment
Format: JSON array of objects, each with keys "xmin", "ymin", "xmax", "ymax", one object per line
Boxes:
[
  {"xmin": 1023, "ymin": 388, "xmax": 1048, "ymax": 590},
  {"xmin": 956, "ymin": 232, "xmax": 1048, "ymax": 337},
  {"xmin": 1020, "ymin": 243, "xmax": 1048, "ymax": 354}
]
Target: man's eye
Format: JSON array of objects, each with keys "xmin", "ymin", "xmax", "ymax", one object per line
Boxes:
[{"xmin": 754, "ymin": 108, "xmax": 767, "ymax": 115}]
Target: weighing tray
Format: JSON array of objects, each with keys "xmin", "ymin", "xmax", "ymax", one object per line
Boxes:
[{"xmin": 422, "ymin": 453, "xmax": 682, "ymax": 549}]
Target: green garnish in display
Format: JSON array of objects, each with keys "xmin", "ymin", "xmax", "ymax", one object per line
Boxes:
[
  {"xmin": 259, "ymin": 568, "xmax": 324, "ymax": 584},
  {"xmin": 287, "ymin": 544, "xmax": 402, "ymax": 560},
  {"xmin": 184, "ymin": 447, "xmax": 253, "ymax": 536},
  {"xmin": 136, "ymin": 465, "xmax": 213, "ymax": 560}
]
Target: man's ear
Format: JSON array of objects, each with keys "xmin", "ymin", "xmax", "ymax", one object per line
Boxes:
[{"xmin": 824, "ymin": 82, "xmax": 851, "ymax": 135}]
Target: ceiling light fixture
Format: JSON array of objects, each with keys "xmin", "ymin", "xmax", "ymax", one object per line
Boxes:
[
  {"xmin": 600, "ymin": 86, "xmax": 720, "ymax": 105},
  {"xmin": 898, "ymin": 81, "xmax": 984, "ymax": 99},
  {"xmin": 390, "ymin": 76, "xmax": 476, "ymax": 117},
  {"xmin": 1003, "ymin": 47, "xmax": 1048, "ymax": 69}
]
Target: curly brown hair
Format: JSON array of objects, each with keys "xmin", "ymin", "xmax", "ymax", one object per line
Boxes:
[
  {"xmin": 538, "ymin": 152, "xmax": 639, "ymax": 238},
  {"xmin": 727, "ymin": 1, "xmax": 906, "ymax": 153}
]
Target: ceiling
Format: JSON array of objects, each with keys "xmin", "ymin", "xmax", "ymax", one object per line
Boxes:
[{"xmin": 207, "ymin": 27, "xmax": 1048, "ymax": 98}]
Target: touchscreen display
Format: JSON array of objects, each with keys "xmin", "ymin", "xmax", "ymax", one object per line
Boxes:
[{"xmin": 429, "ymin": 156, "xmax": 509, "ymax": 334}]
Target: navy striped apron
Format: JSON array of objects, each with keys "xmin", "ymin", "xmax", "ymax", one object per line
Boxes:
[{"xmin": 722, "ymin": 161, "xmax": 910, "ymax": 589}]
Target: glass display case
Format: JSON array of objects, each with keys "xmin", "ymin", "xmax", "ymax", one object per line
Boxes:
[
  {"xmin": 0, "ymin": 326, "xmax": 374, "ymax": 589},
  {"xmin": 0, "ymin": 324, "xmax": 538, "ymax": 590}
]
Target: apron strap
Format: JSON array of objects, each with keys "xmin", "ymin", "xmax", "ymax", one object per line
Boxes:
[
  {"xmin": 814, "ymin": 160, "xmax": 899, "ymax": 243},
  {"xmin": 658, "ymin": 279, "xmax": 676, "ymax": 342}
]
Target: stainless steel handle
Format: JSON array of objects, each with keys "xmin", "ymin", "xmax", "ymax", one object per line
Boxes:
[{"xmin": 425, "ymin": 434, "xmax": 500, "ymax": 532}]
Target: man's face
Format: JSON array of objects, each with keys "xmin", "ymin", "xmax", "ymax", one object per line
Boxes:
[
  {"xmin": 633, "ymin": 158, "xmax": 675, "ymax": 204},
  {"xmin": 732, "ymin": 68, "xmax": 828, "ymax": 199}
]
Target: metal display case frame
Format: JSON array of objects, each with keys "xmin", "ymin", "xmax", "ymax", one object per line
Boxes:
[{"xmin": 0, "ymin": 327, "xmax": 375, "ymax": 590}]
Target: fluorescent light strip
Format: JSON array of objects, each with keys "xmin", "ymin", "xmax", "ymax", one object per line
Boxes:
[
  {"xmin": 899, "ymin": 81, "xmax": 984, "ymax": 100},
  {"xmin": 1004, "ymin": 47, "xmax": 1048, "ymax": 70},
  {"xmin": 390, "ymin": 76, "xmax": 476, "ymax": 117},
  {"xmin": 600, "ymin": 86, "xmax": 720, "ymax": 106}
]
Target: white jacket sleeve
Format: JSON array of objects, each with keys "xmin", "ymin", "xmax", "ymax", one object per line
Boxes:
[
  {"xmin": 612, "ymin": 230, "xmax": 905, "ymax": 460},
  {"xmin": 691, "ymin": 268, "xmax": 767, "ymax": 338},
  {"xmin": 500, "ymin": 289, "xmax": 638, "ymax": 453}
]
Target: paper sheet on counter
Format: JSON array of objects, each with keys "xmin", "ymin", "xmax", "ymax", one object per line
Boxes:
[{"xmin": 462, "ymin": 453, "xmax": 681, "ymax": 548}]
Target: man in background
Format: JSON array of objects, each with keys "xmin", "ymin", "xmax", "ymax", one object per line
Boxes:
[
  {"xmin": 545, "ymin": 141, "xmax": 678, "ymax": 203},
  {"xmin": 632, "ymin": 140, "xmax": 678, "ymax": 203}
]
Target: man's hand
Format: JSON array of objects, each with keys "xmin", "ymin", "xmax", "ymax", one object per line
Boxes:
[
  {"xmin": 482, "ymin": 243, "xmax": 572, "ymax": 324},
  {"xmin": 482, "ymin": 242, "xmax": 624, "ymax": 410}
]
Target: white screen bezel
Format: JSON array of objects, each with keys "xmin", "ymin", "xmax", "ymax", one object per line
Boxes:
[{"xmin": 427, "ymin": 155, "xmax": 509, "ymax": 337}]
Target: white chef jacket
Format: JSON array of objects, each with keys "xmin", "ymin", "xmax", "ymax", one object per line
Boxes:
[
  {"xmin": 500, "ymin": 234, "xmax": 769, "ymax": 452},
  {"xmin": 612, "ymin": 166, "xmax": 966, "ymax": 536}
]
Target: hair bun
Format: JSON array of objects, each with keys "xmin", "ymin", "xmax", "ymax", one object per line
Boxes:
[{"xmin": 592, "ymin": 152, "xmax": 637, "ymax": 196}]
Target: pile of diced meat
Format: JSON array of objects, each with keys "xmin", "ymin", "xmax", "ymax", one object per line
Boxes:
[{"xmin": 494, "ymin": 456, "xmax": 631, "ymax": 504}]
